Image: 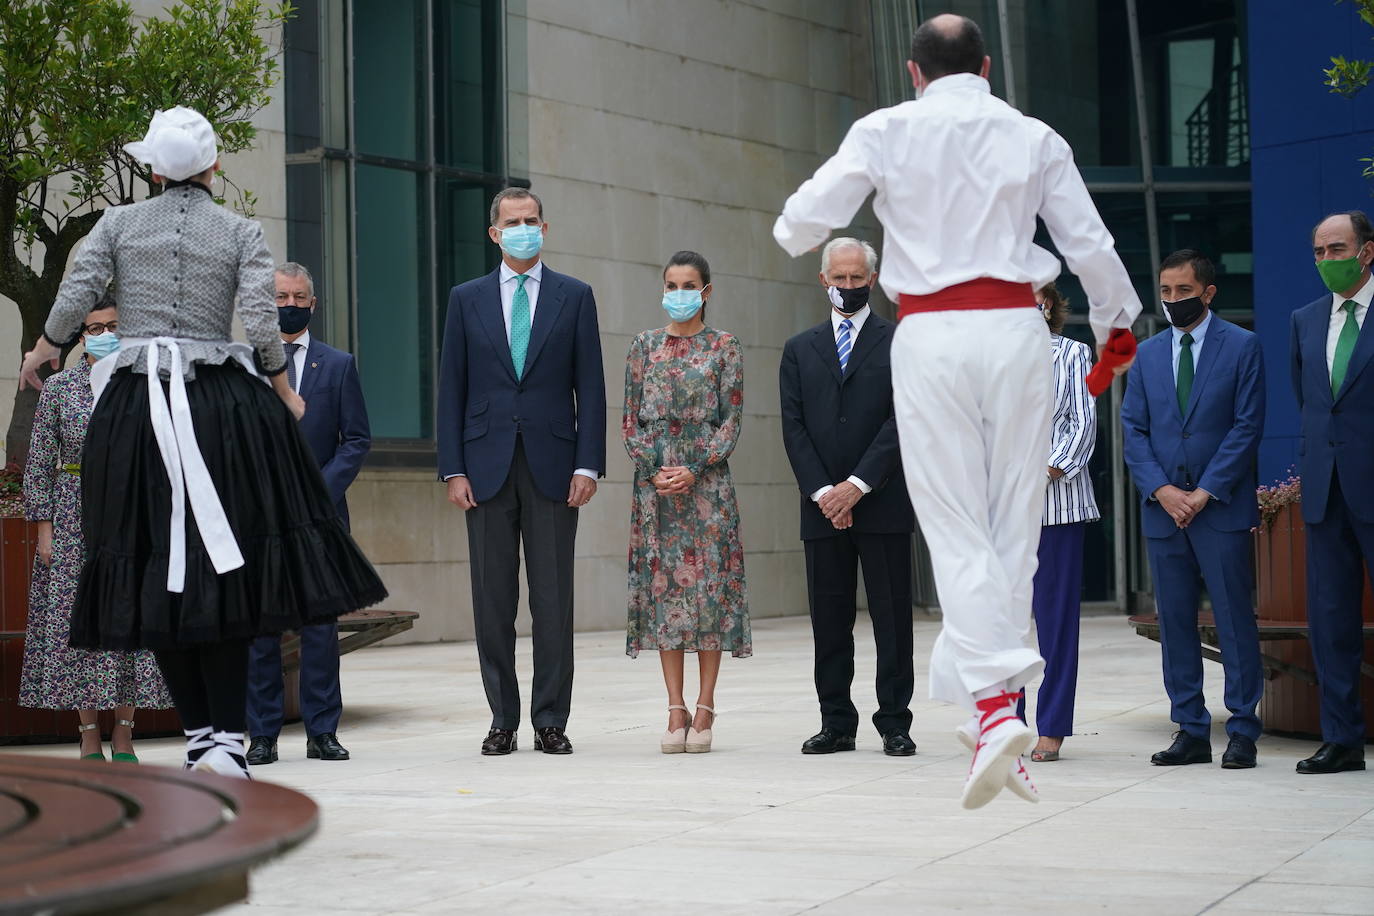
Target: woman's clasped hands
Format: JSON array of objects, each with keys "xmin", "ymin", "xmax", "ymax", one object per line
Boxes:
[{"xmin": 652, "ymin": 465, "xmax": 696, "ymax": 496}]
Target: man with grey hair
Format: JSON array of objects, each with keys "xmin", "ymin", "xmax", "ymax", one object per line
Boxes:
[
  {"xmin": 780, "ymin": 237, "xmax": 917, "ymax": 757},
  {"xmin": 247, "ymin": 261, "xmax": 372, "ymax": 766}
]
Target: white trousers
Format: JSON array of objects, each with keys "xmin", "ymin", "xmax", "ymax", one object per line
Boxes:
[{"xmin": 891, "ymin": 308, "xmax": 1053, "ymax": 712}]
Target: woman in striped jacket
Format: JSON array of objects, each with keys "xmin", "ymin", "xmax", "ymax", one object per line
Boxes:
[{"xmin": 1024, "ymin": 282, "xmax": 1100, "ymax": 762}]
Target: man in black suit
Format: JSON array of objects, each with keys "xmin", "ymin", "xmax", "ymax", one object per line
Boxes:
[
  {"xmin": 247, "ymin": 262, "xmax": 371, "ymax": 765},
  {"xmin": 437, "ymin": 188, "xmax": 607, "ymax": 756},
  {"xmin": 780, "ymin": 237, "xmax": 917, "ymax": 756}
]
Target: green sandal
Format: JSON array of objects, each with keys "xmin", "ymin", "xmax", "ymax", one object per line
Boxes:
[
  {"xmin": 78, "ymin": 721, "xmax": 105, "ymax": 761},
  {"xmin": 111, "ymin": 718, "xmax": 139, "ymax": 763}
]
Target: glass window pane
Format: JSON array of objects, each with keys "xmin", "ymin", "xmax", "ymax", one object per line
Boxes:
[
  {"xmin": 355, "ymin": 164, "xmax": 431, "ymax": 439},
  {"xmin": 1020, "ymin": 2, "xmax": 1139, "ymax": 167},
  {"xmin": 353, "ymin": 0, "xmax": 425, "ymax": 160},
  {"xmin": 435, "ymin": 0, "xmax": 498, "ymax": 171},
  {"xmin": 285, "ymin": 161, "xmax": 325, "ymax": 303},
  {"xmin": 438, "ymin": 178, "xmax": 497, "ymax": 291},
  {"xmin": 284, "ymin": 0, "xmax": 321, "ymax": 153},
  {"xmin": 1155, "ymin": 190, "xmax": 1253, "ymax": 319},
  {"xmin": 1138, "ymin": 2, "xmax": 1246, "ymax": 168}
]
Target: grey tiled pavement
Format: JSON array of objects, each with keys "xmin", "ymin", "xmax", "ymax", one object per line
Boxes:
[{"xmin": 18, "ymin": 615, "xmax": 1373, "ymax": 914}]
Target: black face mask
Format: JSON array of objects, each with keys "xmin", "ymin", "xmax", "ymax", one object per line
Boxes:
[
  {"xmin": 828, "ymin": 284, "xmax": 871, "ymax": 315},
  {"xmin": 1161, "ymin": 296, "xmax": 1205, "ymax": 329},
  {"xmin": 278, "ymin": 305, "xmax": 313, "ymax": 335}
]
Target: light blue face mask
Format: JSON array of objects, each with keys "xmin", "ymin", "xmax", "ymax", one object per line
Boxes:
[
  {"xmin": 498, "ymin": 224, "xmax": 544, "ymax": 259},
  {"xmin": 662, "ymin": 288, "xmax": 703, "ymax": 322},
  {"xmin": 84, "ymin": 332, "xmax": 120, "ymax": 360}
]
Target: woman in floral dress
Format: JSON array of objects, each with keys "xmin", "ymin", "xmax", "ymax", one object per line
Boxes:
[
  {"xmin": 21, "ymin": 299, "xmax": 172, "ymax": 761},
  {"xmin": 623, "ymin": 250, "xmax": 750, "ymax": 755}
]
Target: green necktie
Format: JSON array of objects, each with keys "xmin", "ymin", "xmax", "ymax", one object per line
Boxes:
[
  {"xmin": 510, "ymin": 274, "xmax": 531, "ymax": 377},
  {"xmin": 1176, "ymin": 331, "xmax": 1194, "ymax": 417},
  {"xmin": 1331, "ymin": 300, "xmax": 1359, "ymax": 397}
]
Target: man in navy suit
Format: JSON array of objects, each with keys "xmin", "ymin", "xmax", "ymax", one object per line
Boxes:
[
  {"xmin": 780, "ymin": 238, "xmax": 917, "ymax": 757},
  {"xmin": 246, "ymin": 262, "xmax": 372, "ymax": 765},
  {"xmin": 1289, "ymin": 210, "xmax": 1374, "ymax": 775},
  {"xmin": 437, "ymin": 188, "xmax": 606, "ymax": 756},
  {"xmin": 1122, "ymin": 249, "xmax": 1265, "ymax": 769}
]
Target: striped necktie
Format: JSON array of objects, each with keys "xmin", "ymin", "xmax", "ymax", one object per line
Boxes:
[
  {"xmin": 836, "ymin": 317, "xmax": 853, "ymax": 373},
  {"xmin": 1331, "ymin": 300, "xmax": 1359, "ymax": 397}
]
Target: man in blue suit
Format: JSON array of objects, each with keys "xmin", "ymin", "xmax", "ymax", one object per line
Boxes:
[
  {"xmin": 437, "ymin": 188, "xmax": 606, "ymax": 756},
  {"xmin": 1122, "ymin": 249, "xmax": 1265, "ymax": 769},
  {"xmin": 1289, "ymin": 210, "xmax": 1374, "ymax": 775},
  {"xmin": 247, "ymin": 262, "xmax": 372, "ymax": 765}
]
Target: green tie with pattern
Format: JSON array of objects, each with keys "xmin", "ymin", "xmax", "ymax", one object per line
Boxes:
[
  {"xmin": 510, "ymin": 274, "xmax": 531, "ymax": 377},
  {"xmin": 1331, "ymin": 300, "xmax": 1359, "ymax": 397},
  {"xmin": 1177, "ymin": 331, "xmax": 1194, "ymax": 417}
]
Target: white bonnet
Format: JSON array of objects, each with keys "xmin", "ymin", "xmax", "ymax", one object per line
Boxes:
[{"xmin": 122, "ymin": 106, "xmax": 219, "ymax": 182}]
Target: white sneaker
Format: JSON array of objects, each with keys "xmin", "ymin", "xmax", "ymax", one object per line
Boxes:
[
  {"xmin": 956, "ymin": 718, "xmax": 1039, "ymax": 803},
  {"xmin": 961, "ymin": 697, "xmax": 1035, "ymax": 809},
  {"xmin": 191, "ymin": 745, "xmax": 251, "ymax": 780}
]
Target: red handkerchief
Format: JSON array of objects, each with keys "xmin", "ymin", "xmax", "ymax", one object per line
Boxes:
[{"xmin": 1086, "ymin": 328, "xmax": 1137, "ymax": 397}]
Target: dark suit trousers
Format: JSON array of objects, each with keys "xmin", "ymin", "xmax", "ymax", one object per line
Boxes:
[
  {"xmin": 246, "ymin": 624, "xmax": 342, "ymax": 738},
  {"xmin": 466, "ymin": 439, "xmax": 578, "ymax": 730},
  {"xmin": 1306, "ymin": 472, "xmax": 1374, "ymax": 746},
  {"xmin": 1146, "ymin": 523, "xmax": 1263, "ymax": 741},
  {"xmin": 804, "ymin": 531, "xmax": 914, "ymax": 736}
]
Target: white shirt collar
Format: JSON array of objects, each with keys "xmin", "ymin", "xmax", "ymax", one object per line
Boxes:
[
  {"xmin": 831, "ymin": 304, "xmax": 870, "ymax": 336},
  {"xmin": 921, "ymin": 72, "xmax": 991, "ymax": 98},
  {"xmin": 500, "ymin": 259, "xmax": 543, "ymax": 284},
  {"xmin": 282, "ymin": 329, "xmax": 311, "ymax": 349},
  {"xmin": 1333, "ymin": 272, "xmax": 1374, "ymax": 314},
  {"xmin": 1170, "ymin": 308, "xmax": 1214, "ymax": 345}
]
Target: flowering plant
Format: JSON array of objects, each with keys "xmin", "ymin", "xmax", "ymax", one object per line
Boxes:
[{"xmin": 1256, "ymin": 470, "xmax": 1301, "ymax": 531}]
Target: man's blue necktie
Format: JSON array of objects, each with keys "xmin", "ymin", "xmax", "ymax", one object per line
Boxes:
[{"xmin": 836, "ymin": 317, "xmax": 853, "ymax": 373}]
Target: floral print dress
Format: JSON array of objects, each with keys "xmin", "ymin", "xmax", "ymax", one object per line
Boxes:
[
  {"xmin": 20, "ymin": 360, "xmax": 172, "ymax": 710},
  {"xmin": 623, "ymin": 327, "xmax": 751, "ymax": 657}
]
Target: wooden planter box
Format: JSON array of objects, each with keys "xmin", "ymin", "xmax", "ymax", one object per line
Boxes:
[
  {"xmin": 1, "ymin": 517, "xmax": 182, "ymax": 743},
  {"xmin": 1254, "ymin": 501, "xmax": 1374, "ymax": 739}
]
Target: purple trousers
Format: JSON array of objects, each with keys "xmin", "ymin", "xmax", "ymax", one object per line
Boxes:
[{"xmin": 1017, "ymin": 521, "xmax": 1085, "ymax": 738}]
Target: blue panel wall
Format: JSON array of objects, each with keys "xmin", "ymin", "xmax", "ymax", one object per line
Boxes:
[{"xmin": 1249, "ymin": 0, "xmax": 1374, "ymax": 485}]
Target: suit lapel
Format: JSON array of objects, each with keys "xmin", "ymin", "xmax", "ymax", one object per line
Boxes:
[
  {"xmin": 840, "ymin": 317, "xmax": 887, "ymax": 382},
  {"xmin": 808, "ymin": 324, "xmax": 843, "ymax": 385},
  {"xmin": 1182, "ymin": 319, "xmax": 1225, "ymax": 424},
  {"xmin": 474, "ymin": 269, "xmax": 517, "ymax": 383},
  {"xmin": 1146, "ymin": 335, "xmax": 1177, "ymax": 422},
  {"xmin": 522, "ymin": 269, "xmax": 567, "ymax": 377},
  {"xmin": 297, "ymin": 339, "xmax": 327, "ymax": 401},
  {"xmin": 1335, "ymin": 302, "xmax": 1374, "ymax": 402}
]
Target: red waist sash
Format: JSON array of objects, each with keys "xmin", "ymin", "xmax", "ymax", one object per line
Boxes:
[{"xmin": 897, "ymin": 278, "xmax": 1035, "ymax": 319}]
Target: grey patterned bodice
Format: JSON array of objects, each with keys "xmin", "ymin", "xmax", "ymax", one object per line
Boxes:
[{"xmin": 44, "ymin": 184, "xmax": 286, "ymax": 379}]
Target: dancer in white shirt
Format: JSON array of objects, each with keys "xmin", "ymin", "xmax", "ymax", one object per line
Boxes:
[{"xmin": 774, "ymin": 14, "xmax": 1142, "ymax": 808}]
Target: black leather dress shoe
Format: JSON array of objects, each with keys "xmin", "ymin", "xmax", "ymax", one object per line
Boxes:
[
  {"xmin": 533, "ymin": 727, "xmax": 573, "ymax": 754},
  {"xmin": 1221, "ymin": 734, "xmax": 1257, "ymax": 769},
  {"xmin": 1296, "ymin": 742, "xmax": 1366, "ymax": 774},
  {"xmin": 306, "ymin": 732, "xmax": 350, "ymax": 761},
  {"xmin": 1150, "ymin": 731, "xmax": 1212, "ymax": 766},
  {"xmin": 882, "ymin": 732, "xmax": 917, "ymax": 756},
  {"xmin": 481, "ymin": 728, "xmax": 517, "ymax": 756},
  {"xmin": 801, "ymin": 728, "xmax": 856, "ymax": 754},
  {"xmin": 245, "ymin": 736, "xmax": 277, "ymax": 766}
]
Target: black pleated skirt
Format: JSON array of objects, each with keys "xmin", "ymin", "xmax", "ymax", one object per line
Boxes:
[{"xmin": 69, "ymin": 363, "xmax": 388, "ymax": 650}]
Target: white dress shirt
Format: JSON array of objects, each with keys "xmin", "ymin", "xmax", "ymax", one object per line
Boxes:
[
  {"xmin": 1170, "ymin": 310, "xmax": 1214, "ymax": 382},
  {"xmin": 282, "ymin": 329, "xmax": 310, "ymax": 393},
  {"xmin": 1327, "ymin": 273, "xmax": 1373, "ymax": 376},
  {"xmin": 810, "ymin": 304, "xmax": 875, "ymax": 503},
  {"xmin": 447, "ymin": 258, "xmax": 594, "ymax": 483},
  {"xmin": 499, "ymin": 259, "xmax": 542, "ymax": 342},
  {"xmin": 773, "ymin": 73, "xmax": 1142, "ymax": 345}
]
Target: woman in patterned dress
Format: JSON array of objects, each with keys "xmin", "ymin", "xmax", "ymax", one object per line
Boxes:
[
  {"xmin": 22, "ymin": 299, "xmax": 173, "ymax": 761},
  {"xmin": 623, "ymin": 250, "xmax": 750, "ymax": 754}
]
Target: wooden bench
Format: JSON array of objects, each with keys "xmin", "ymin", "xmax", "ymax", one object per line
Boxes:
[
  {"xmin": 1128, "ymin": 613, "xmax": 1374, "ymax": 685},
  {"xmin": 0, "ymin": 754, "xmax": 317, "ymax": 914},
  {"xmin": 279, "ymin": 609, "xmax": 419, "ymax": 674}
]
